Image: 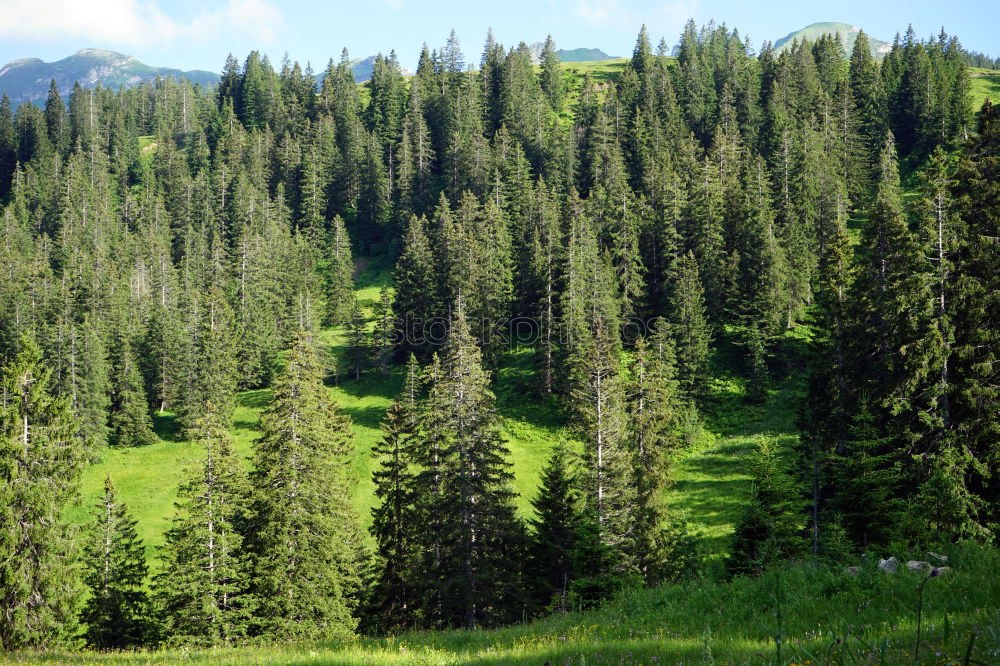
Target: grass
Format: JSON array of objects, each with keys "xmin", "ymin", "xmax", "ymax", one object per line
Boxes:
[
  {"xmin": 15, "ymin": 543, "xmax": 1000, "ymax": 664},
  {"xmin": 970, "ymin": 68, "xmax": 1000, "ymax": 111}
]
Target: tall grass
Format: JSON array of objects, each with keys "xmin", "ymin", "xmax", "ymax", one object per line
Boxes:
[{"xmin": 14, "ymin": 542, "xmax": 1000, "ymax": 664}]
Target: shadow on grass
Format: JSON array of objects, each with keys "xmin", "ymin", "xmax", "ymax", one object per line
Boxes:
[
  {"xmin": 353, "ymin": 254, "xmax": 395, "ymax": 291},
  {"xmin": 237, "ymin": 389, "xmax": 272, "ymax": 410},
  {"xmin": 340, "ymin": 404, "xmax": 392, "ymax": 430},
  {"xmin": 233, "ymin": 417, "xmax": 261, "ymax": 432},
  {"xmin": 671, "ymin": 478, "xmax": 749, "ymax": 523},
  {"xmin": 152, "ymin": 411, "xmax": 181, "ymax": 442},
  {"xmin": 334, "ymin": 369, "xmax": 404, "ymax": 401},
  {"xmin": 493, "ymin": 347, "xmax": 570, "ymax": 432}
]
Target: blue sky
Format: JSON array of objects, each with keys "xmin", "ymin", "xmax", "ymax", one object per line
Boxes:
[{"xmin": 0, "ymin": 0, "xmax": 995, "ymax": 72}]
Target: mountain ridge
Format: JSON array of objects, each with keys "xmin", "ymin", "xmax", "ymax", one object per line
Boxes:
[
  {"xmin": 0, "ymin": 48, "xmax": 218, "ymax": 104},
  {"xmin": 773, "ymin": 21, "xmax": 892, "ymax": 58}
]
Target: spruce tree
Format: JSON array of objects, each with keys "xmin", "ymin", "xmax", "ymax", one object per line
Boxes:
[
  {"xmin": 0, "ymin": 336, "xmax": 85, "ymax": 650},
  {"xmin": 246, "ymin": 332, "xmax": 363, "ymax": 640},
  {"xmin": 569, "ymin": 316, "xmax": 636, "ymax": 583},
  {"xmin": 627, "ymin": 329, "xmax": 690, "ymax": 584},
  {"xmin": 848, "ymin": 133, "xmax": 942, "ymax": 502},
  {"xmin": 828, "ymin": 400, "xmax": 905, "ymax": 548},
  {"xmin": 671, "ymin": 251, "xmax": 712, "ymax": 400},
  {"xmin": 950, "ymin": 100, "xmax": 1000, "ymax": 535},
  {"xmin": 370, "ymin": 287, "xmax": 395, "ymax": 376},
  {"xmin": 154, "ymin": 407, "xmax": 252, "ymax": 645},
  {"xmin": 344, "ymin": 299, "xmax": 369, "ymax": 380},
  {"xmin": 728, "ymin": 439, "xmax": 804, "ymax": 577},
  {"xmin": 527, "ymin": 444, "xmax": 580, "ymax": 615},
  {"xmin": 418, "ymin": 300, "xmax": 525, "ymax": 629},
  {"xmin": 539, "ymin": 35, "xmax": 564, "ymax": 111},
  {"xmin": 178, "ymin": 287, "xmax": 238, "ymax": 436},
  {"xmin": 848, "ymin": 31, "xmax": 888, "ymax": 177},
  {"xmin": 80, "ymin": 477, "xmax": 149, "ymax": 649},
  {"xmin": 365, "ymin": 355, "xmax": 421, "ymax": 633},
  {"xmin": 325, "ymin": 215, "xmax": 356, "ymax": 327},
  {"xmin": 393, "ymin": 214, "xmax": 440, "ymax": 360},
  {"xmin": 108, "ymin": 331, "xmax": 156, "ymax": 448}
]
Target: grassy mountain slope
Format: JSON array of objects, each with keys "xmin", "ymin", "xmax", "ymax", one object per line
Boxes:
[
  {"xmin": 970, "ymin": 67, "xmax": 1000, "ymax": 110},
  {"xmin": 0, "ymin": 49, "xmax": 217, "ymax": 105},
  {"xmin": 774, "ymin": 22, "xmax": 891, "ymax": 58}
]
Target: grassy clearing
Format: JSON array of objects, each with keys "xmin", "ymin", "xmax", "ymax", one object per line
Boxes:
[
  {"xmin": 970, "ymin": 68, "xmax": 1000, "ymax": 111},
  {"xmin": 15, "ymin": 544, "xmax": 1000, "ymax": 664},
  {"xmin": 66, "ymin": 252, "xmax": 805, "ymax": 566}
]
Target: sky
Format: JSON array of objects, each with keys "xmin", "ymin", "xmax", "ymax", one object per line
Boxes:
[{"xmin": 0, "ymin": 0, "xmax": 995, "ymax": 73}]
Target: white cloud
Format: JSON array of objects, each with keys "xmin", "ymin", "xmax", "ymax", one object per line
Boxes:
[{"xmin": 0, "ymin": 0, "xmax": 283, "ymax": 46}]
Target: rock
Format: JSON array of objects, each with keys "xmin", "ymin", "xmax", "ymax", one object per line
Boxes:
[
  {"xmin": 907, "ymin": 560, "xmax": 931, "ymax": 573},
  {"xmin": 927, "ymin": 552, "xmax": 949, "ymax": 563},
  {"xmin": 878, "ymin": 557, "xmax": 899, "ymax": 574},
  {"xmin": 844, "ymin": 566, "xmax": 860, "ymax": 576},
  {"xmin": 934, "ymin": 566, "xmax": 951, "ymax": 576}
]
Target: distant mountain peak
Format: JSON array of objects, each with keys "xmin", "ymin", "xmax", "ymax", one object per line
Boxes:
[
  {"xmin": 774, "ymin": 22, "xmax": 891, "ymax": 58},
  {"xmin": 73, "ymin": 48, "xmax": 126, "ymax": 58}
]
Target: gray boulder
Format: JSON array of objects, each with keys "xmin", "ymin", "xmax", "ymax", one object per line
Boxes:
[{"xmin": 878, "ymin": 557, "xmax": 899, "ymax": 573}]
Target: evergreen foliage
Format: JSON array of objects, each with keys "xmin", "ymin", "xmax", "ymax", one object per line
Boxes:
[
  {"xmin": 108, "ymin": 332, "xmax": 156, "ymax": 448},
  {"xmin": 0, "ymin": 336, "xmax": 85, "ymax": 650},
  {"xmin": 0, "ymin": 18, "xmax": 994, "ymax": 650},
  {"xmin": 245, "ymin": 332, "xmax": 363, "ymax": 640},
  {"xmin": 416, "ymin": 301, "xmax": 525, "ymax": 629},
  {"xmin": 80, "ymin": 477, "xmax": 150, "ymax": 649},
  {"xmin": 153, "ymin": 407, "xmax": 251, "ymax": 645}
]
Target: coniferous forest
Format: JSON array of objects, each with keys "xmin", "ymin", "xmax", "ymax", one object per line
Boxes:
[{"xmin": 1, "ymin": 19, "xmax": 1000, "ymax": 664}]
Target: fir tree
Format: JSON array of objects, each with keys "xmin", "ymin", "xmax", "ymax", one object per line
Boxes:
[
  {"xmin": 849, "ymin": 31, "xmax": 888, "ymax": 176},
  {"xmin": 950, "ymin": 100, "xmax": 1000, "ymax": 535},
  {"xmin": 365, "ymin": 355, "xmax": 421, "ymax": 633},
  {"xmin": 418, "ymin": 300, "xmax": 525, "ymax": 629},
  {"xmin": 325, "ymin": 215, "xmax": 355, "ymax": 327},
  {"xmin": 828, "ymin": 400, "xmax": 905, "ymax": 548},
  {"xmin": 728, "ymin": 439, "xmax": 804, "ymax": 577},
  {"xmin": 570, "ymin": 316, "xmax": 635, "ymax": 582},
  {"xmin": 627, "ymin": 329, "xmax": 688, "ymax": 583},
  {"xmin": 527, "ymin": 444, "xmax": 580, "ymax": 615},
  {"xmin": 154, "ymin": 407, "xmax": 252, "ymax": 645},
  {"xmin": 344, "ymin": 299, "xmax": 369, "ymax": 380},
  {"xmin": 246, "ymin": 332, "xmax": 363, "ymax": 640},
  {"xmin": 539, "ymin": 35, "xmax": 564, "ymax": 111},
  {"xmin": 80, "ymin": 477, "xmax": 149, "ymax": 649},
  {"xmin": 178, "ymin": 287, "xmax": 238, "ymax": 436},
  {"xmin": 0, "ymin": 336, "xmax": 85, "ymax": 650},
  {"xmin": 393, "ymin": 214, "xmax": 440, "ymax": 360},
  {"xmin": 370, "ymin": 287, "xmax": 395, "ymax": 376},
  {"xmin": 108, "ymin": 331, "xmax": 156, "ymax": 448},
  {"xmin": 671, "ymin": 251, "xmax": 713, "ymax": 400}
]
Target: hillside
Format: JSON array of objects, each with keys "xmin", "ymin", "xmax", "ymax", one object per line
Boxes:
[
  {"xmin": 2, "ymin": 16, "xmax": 998, "ymax": 660},
  {"xmin": 774, "ymin": 21, "xmax": 891, "ymax": 57},
  {"xmin": 0, "ymin": 49, "xmax": 217, "ymax": 104},
  {"xmin": 64, "ymin": 253, "xmax": 802, "ymax": 570}
]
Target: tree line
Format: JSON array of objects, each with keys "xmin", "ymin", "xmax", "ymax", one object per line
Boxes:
[{"xmin": 0, "ymin": 18, "xmax": 997, "ymax": 649}]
